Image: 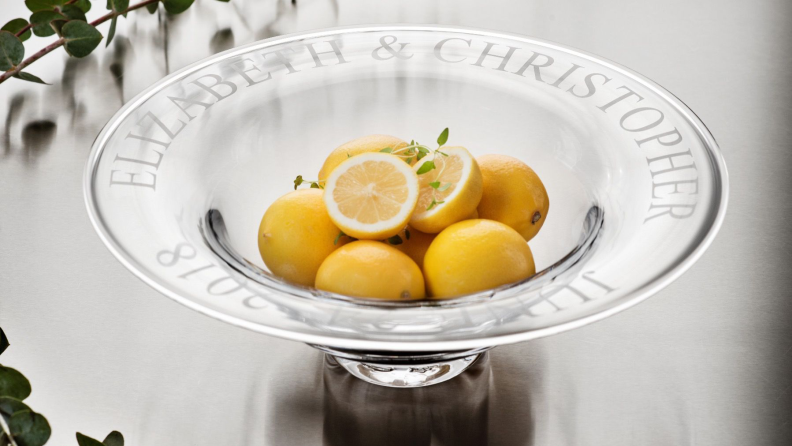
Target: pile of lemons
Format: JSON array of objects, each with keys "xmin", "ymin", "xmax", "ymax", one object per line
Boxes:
[{"xmin": 258, "ymin": 132, "xmax": 549, "ymax": 300}]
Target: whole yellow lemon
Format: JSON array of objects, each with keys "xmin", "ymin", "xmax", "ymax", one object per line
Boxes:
[
  {"xmin": 258, "ymin": 189, "xmax": 344, "ymax": 287},
  {"xmin": 423, "ymin": 219, "xmax": 535, "ymax": 299},
  {"xmin": 476, "ymin": 154, "xmax": 549, "ymax": 242},
  {"xmin": 318, "ymin": 134, "xmax": 408, "ymax": 181},
  {"xmin": 316, "ymin": 240, "xmax": 425, "ymax": 300}
]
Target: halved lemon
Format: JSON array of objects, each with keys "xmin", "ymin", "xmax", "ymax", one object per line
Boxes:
[
  {"xmin": 323, "ymin": 152, "xmax": 419, "ymax": 240},
  {"xmin": 409, "ymin": 146, "xmax": 483, "ymax": 234}
]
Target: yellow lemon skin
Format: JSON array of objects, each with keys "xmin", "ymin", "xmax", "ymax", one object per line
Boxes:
[
  {"xmin": 258, "ymin": 189, "xmax": 344, "ymax": 287},
  {"xmin": 423, "ymin": 219, "xmax": 535, "ymax": 299},
  {"xmin": 316, "ymin": 241, "xmax": 426, "ymax": 300},
  {"xmin": 392, "ymin": 226, "xmax": 436, "ymax": 269},
  {"xmin": 318, "ymin": 134, "xmax": 408, "ymax": 181},
  {"xmin": 476, "ymin": 154, "xmax": 549, "ymax": 242}
]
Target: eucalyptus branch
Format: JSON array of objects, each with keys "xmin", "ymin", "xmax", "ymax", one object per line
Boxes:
[{"xmin": 0, "ymin": 0, "xmax": 160, "ymax": 85}]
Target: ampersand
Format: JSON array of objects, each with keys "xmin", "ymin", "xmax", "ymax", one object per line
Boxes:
[
  {"xmin": 372, "ymin": 35, "xmax": 414, "ymax": 61},
  {"xmin": 157, "ymin": 242, "xmax": 197, "ymax": 267}
]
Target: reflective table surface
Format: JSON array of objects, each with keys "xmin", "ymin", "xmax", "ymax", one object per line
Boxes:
[{"xmin": 1, "ymin": 0, "xmax": 790, "ymax": 444}]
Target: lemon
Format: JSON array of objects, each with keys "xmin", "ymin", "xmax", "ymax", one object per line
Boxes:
[
  {"xmin": 476, "ymin": 154, "xmax": 549, "ymax": 242},
  {"xmin": 316, "ymin": 241, "xmax": 425, "ymax": 300},
  {"xmin": 318, "ymin": 135, "xmax": 408, "ymax": 181},
  {"xmin": 409, "ymin": 147, "xmax": 483, "ymax": 234},
  {"xmin": 423, "ymin": 219, "xmax": 535, "ymax": 299},
  {"xmin": 323, "ymin": 152, "xmax": 419, "ymax": 240},
  {"xmin": 391, "ymin": 226, "xmax": 436, "ymax": 269},
  {"xmin": 258, "ymin": 189, "xmax": 344, "ymax": 287}
]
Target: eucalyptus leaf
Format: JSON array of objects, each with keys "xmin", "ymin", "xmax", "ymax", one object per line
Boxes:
[
  {"xmin": 102, "ymin": 431, "xmax": 124, "ymax": 446},
  {"xmin": 437, "ymin": 127, "xmax": 449, "ymax": 146},
  {"xmin": 25, "ymin": 0, "xmax": 66, "ymax": 13},
  {"xmin": 62, "ymin": 21, "xmax": 103, "ymax": 58},
  {"xmin": 61, "ymin": 5, "xmax": 88, "ymax": 21},
  {"xmin": 14, "ymin": 72, "xmax": 49, "ymax": 84},
  {"xmin": 106, "ymin": 0, "xmax": 130, "ymax": 13},
  {"xmin": 0, "ymin": 366, "xmax": 31, "ymax": 401},
  {"xmin": 146, "ymin": 2, "xmax": 159, "ymax": 14},
  {"xmin": 9, "ymin": 411, "xmax": 51, "ymax": 446},
  {"xmin": 51, "ymin": 5, "xmax": 88, "ymax": 35},
  {"xmin": 106, "ymin": 16, "xmax": 117, "ymax": 47},
  {"xmin": 0, "ymin": 397, "xmax": 30, "ymax": 419},
  {"xmin": 1, "ymin": 19, "xmax": 32, "ymax": 42},
  {"xmin": 163, "ymin": 0, "xmax": 195, "ymax": 14},
  {"xmin": 0, "ymin": 328, "xmax": 8, "ymax": 356},
  {"xmin": 216, "ymin": 0, "xmax": 231, "ymax": 2},
  {"xmin": 74, "ymin": 0, "xmax": 93, "ymax": 13},
  {"xmin": 29, "ymin": 10, "xmax": 65, "ymax": 37},
  {"xmin": 0, "ymin": 31, "xmax": 24, "ymax": 71},
  {"xmin": 76, "ymin": 433, "xmax": 105, "ymax": 446}
]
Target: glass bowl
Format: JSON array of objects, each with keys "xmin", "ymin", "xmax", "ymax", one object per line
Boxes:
[{"xmin": 84, "ymin": 25, "xmax": 728, "ymax": 387}]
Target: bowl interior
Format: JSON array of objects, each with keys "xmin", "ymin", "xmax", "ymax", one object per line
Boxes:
[{"xmin": 85, "ymin": 26, "xmax": 727, "ymax": 351}]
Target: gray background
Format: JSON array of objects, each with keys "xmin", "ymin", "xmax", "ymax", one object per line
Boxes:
[{"xmin": 1, "ymin": 0, "xmax": 790, "ymax": 444}]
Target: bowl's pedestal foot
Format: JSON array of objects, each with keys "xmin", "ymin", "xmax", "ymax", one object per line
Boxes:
[{"xmin": 318, "ymin": 348, "xmax": 487, "ymax": 388}]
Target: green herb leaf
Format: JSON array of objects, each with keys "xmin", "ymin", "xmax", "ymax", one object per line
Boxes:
[
  {"xmin": 0, "ymin": 31, "xmax": 25, "ymax": 71},
  {"xmin": 416, "ymin": 146, "xmax": 430, "ymax": 154},
  {"xmin": 410, "ymin": 140, "xmax": 415, "ymax": 146},
  {"xmin": 309, "ymin": 182, "xmax": 319, "ymax": 189},
  {"xmin": 0, "ymin": 396, "xmax": 31, "ymax": 419},
  {"xmin": 103, "ymin": 431, "xmax": 124, "ymax": 446},
  {"xmin": 25, "ymin": 0, "xmax": 66, "ymax": 13},
  {"xmin": 76, "ymin": 433, "xmax": 105, "ymax": 446},
  {"xmin": 163, "ymin": 0, "xmax": 195, "ymax": 14},
  {"xmin": 62, "ymin": 20, "xmax": 102, "ymax": 57},
  {"xmin": 13, "ymin": 72, "xmax": 49, "ymax": 84},
  {"xmin": 9, "ymin": 410, "xmax": 50, "ymax": 446},
  {"xmin": 404, "ymin": 229, "xmax": 410, "ymax": 240},
  {"xmin": 387, "ymin": 235, "xmax": 403, "ymax": 245},
  {"xmin": 436, "ymin": 150, "xmax": 449, "ymax": 157},
  {"xmin": 74, "ymin": 0, "xmax": 93, "ymax": 13},
  {"xmin": 416, "ymin": 160, "xmax": 435, "ymax": 175},
  {"xmin": 2, "ymin": 19, "xmax": 32, "ymax": 42},
  {"xmin": 145, "ymin": 2, "xmax": 159, "ymax": 13},
  {"xmin": 293, "ymin": 175, "xmax": 303, "ymax": 190},
  {"xmin": 416, "ymin": 151, "xmax": 426, "ymax": 161},
  {"xmin": 426, "ymin": 199, "xmax": 437, "ymax": 211},
  {"xmin": 404, "ymin": 157, "xmax": 413, "ymax": 164},
  {"xmin": 29, "ymin": 10, "xmax": 64, "ymax": 37},
  {"xmin": 0, "ymin": 366, "xmax": 31, "ymax": 401},
  {"xmin": 428, "ymin": 181, "xmax": 440, "ymax": 189},
  {"xmin": 437, "ymin": 127, "xmax": 449, "ymax": 146},
  {"xmin": 437, "ymin": 183, "xmax": 452, "ymax": 192},
  {"xmin": 379, "ymin": 147, "xmax": 393, "ymax": 153},
  {"xmin": 216, "ymin": 0, "xmax": 231, "ymax": 2},
  {"xmin": 333, "ymin": 231, "xmax": 346, "ymax": 245},
  {"xmin": 0, "ymin": 328, "xmax": 7, "ymax": 356},
  {"xmin": 106, "ymin": 16, "xmax": 117, "ymax": 47}
]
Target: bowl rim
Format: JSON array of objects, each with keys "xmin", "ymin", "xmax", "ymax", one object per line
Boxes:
[{"xmin": 83, "ymin": 24, "xmax": 730, "ymax": 351}]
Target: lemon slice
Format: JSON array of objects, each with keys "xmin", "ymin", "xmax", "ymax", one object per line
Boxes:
[
  {"xmin": 409, "ymin": 146, "xmax": 483, "ymax": 233},
  {"xmin": 323, "ymin": 152, "xmax": 419, "ymax": 239}
]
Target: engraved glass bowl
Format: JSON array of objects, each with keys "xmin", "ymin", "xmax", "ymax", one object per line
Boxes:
[{"xmin": 84, "ymin": 26, "xmax": 728, "ymax": 387}]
